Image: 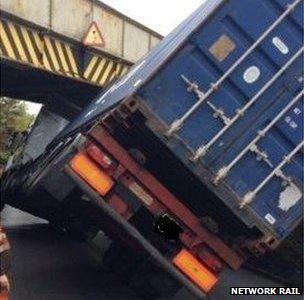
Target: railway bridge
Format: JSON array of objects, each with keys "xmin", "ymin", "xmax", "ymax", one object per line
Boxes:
[{"xmin": 0, "ymin": 0, "xmax": 162, "ymax": 117}]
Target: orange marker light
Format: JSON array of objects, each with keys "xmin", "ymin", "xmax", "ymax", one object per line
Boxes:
[
  {"xmin": 70, "ymin": 153, "xmax": 114, "ymax": 196},
  {"xmin": 173, "ymin": 249, "xmax": 218, "ymax": 293}
]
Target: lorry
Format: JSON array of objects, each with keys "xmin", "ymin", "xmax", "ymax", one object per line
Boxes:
[{"xmin": 2, "ymin": 0, "xmax": 303, "ymax": 298}]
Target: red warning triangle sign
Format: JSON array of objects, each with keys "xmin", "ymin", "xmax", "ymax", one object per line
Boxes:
[{"xmin": 83, "ymin": 22, "xmax": 105, "ymax": 48}]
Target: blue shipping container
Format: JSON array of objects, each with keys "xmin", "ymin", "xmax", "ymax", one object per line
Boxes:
[{"xmin": 56, "ymin": 0, "xmax": 304, "ymax": 243}]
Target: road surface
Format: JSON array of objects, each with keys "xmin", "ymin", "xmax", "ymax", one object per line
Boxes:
[{"xmin": 1, "ymin": 206, "xmax": 302, "ymax": 300}]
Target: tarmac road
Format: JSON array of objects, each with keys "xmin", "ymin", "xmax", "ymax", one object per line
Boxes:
[
  {"xmin": 1, "ymin": 206, "xmax": 141, "ymax": 300},
  {"xmin": 1, "ymin": 206, "xmax": 302, "ymax": 300}
]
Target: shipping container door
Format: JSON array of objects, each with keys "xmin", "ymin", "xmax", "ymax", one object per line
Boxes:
[{"xmin": 139, "ymin": 0, "xmax": 303, "ymax": 237}]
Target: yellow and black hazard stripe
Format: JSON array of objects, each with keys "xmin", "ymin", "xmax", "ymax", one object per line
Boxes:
[
  {"xmin": 42, "ymin": 36, "xmax": 80, "ymax": 78},
  {"xmin": 0, "ymin": 19, "xmax": 42, "ymax": 67},
  {"xmin": 0, "ymin": 18, "xmax": 130, "ymax": 87},
  {"xmin": 0, "ymin": 19, "xmax": 79, "ymax": 79},
  {"xmin": 83, "ymin": 56, "xmax": 129, "ymax": 86}
]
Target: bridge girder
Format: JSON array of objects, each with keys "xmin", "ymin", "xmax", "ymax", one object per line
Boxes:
[
  {"xmin": 0, "ymin": 14, "xmax": 132, "ymax": 90},
  {"xmin": 1, "ymin": 59, "xmax": 102, "ymax": 119}
]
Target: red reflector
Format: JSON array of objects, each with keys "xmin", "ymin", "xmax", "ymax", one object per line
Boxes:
[
  {"xmin": 173, "ymin": 249, "xmax": 218, "ymax": 293},
  {"xmin": 86, "ymin": 144, "xmax": 113, "ymax": 169},
  {"xmin": 70, "ymin": 153, "xmax": 114, "ymax": 196}
]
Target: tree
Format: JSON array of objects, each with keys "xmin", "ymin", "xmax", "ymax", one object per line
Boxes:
[{"xmin": 0, "ymin": 97, "xmax": 35, "ymax": 164}]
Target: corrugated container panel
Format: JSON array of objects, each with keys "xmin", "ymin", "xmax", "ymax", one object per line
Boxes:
[{"xmin": 55, "ymin": 0, "xmax": 303, "ymax": 243}]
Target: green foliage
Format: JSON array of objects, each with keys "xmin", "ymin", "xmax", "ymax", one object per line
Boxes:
[
  {"xmin": 0, "ymin": 97, "xmax": 35, "ymax": 164},
  {"xmin": 0, "ymin": 98, "xmax": 35, "ymax": 131}
]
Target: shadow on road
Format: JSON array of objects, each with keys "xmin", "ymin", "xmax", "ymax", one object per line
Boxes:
[
  {"xmin": 1, "ymin": 206, "xmax": 302, "ymax": 300},
  {"xmin": 2, "ymin": 206, "xmax": 140, "ymax": 300}
]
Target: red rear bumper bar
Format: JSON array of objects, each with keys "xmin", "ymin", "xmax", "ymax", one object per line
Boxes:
[{"xmin": 65, "ymin": 166, "xmax": 207, "ymax": 299}]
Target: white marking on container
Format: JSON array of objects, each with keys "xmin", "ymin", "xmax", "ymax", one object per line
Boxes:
[
  {"xmin": 294, "ymin": 107, "xmax": 301, "ymax": 115},
  {"xmin": 289, "ymin": 121, "xmax": 298, "ymax": 129},
  {"xmin": 265, "ymin": 213, "xmax": 276, "ymax": 224},
  {"xmin": 272, "ymin": 37, "xmax": 289, "ymax": 54},
  {"xmin": 278, "ymin": 183, "xmax": 302, "ymax": 211},
  {"xmin": 285, "ymin": 116, "xmax": 299, "ymax": 129},
  {"xmin": 297, "ymin": 76, "xmax": 303, "ymax": 83},
  {"xmin": 285, "ymin": 116, "xmax": 291, "ymax": 123},
  {"xmin": 243, "ymin": 66, "xmax": 261, "ymax": 84}
]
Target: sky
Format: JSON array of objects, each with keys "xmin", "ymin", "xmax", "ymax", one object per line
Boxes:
[
  {"xmin": 100, "ymin": 0, "xmax": 204, "ymax": 35},
  {"xmin": 26, "ymin": 0, "xmax": 205, "ymax": 115},
  {"xmin": 26, "ymin": 101, "xmax": 42, "ymax": 115}
]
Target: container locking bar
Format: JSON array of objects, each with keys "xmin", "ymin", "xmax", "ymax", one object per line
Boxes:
[
  {"xmin": 214, "ymin": 90, "xmax": 304, "ymax": 184},
  {"xmin": 180, "ymin": 75, "xmax": 231, "ymax": 125},
  {"xmin": 240, "ymin": 139, "xmax": 304, "ymax": 208},
  {"xmin": 191, "ymin": 45, "xmax": 304, "ymax": 161},
  {"xmin": 166, "ymin": 0, "xmax": 303, "ymax": 137}
]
